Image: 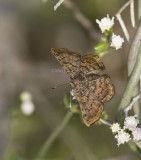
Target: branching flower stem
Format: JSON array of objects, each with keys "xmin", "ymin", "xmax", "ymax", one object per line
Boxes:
[
  {"xmin": 100, "ymin": 118, "xmax": 112, "ymax": 126},
  {"xmin": 128, "ymin": 23, "xmax": 141, "ymax": 76},
  {"xmin": 36, "ymin": 111, "xmax": 73, "ymax": 160},
  {"xmin": 63, "ymin": 0, "xmax": 98, "ymax": 40},
  {"xmin": 116, "ymin": 14, "xmax": 130, "ymax": 42},
  {"xmin": 124, "ymin": 93, "xmax": 141, "ymax": 117},
  {"xmin": 118, "ymin": 22, "xmax": 141, "ymax": 113},
  {"xmin": 116, "ymin": 0, "xmax": 134, "ymax": 41},
  {"xmin": 130, "ymin": 0, "xmax": 135, "ymax": 28},
  {"xmin": 118, "ymin": 43, "xmax": 141, "ymax": 122},
  {"xmin": 118, "ymin": 23, "xmax": 141, "ymax": 121},
  {"xmin": 128, "ymin": 23, "xmax": 141, "ymax": 117},
  {"xmin": 117, "ymin": 0, "xmax": 133, "ymax": 14},
  {"xmin": 54, "ymin": 0, "xmax": 65, "ymax": 11}
]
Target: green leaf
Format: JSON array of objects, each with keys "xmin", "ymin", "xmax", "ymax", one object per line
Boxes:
[
  {"xmin": 64, "ymin": 93, "xmax": 80, "ymax": 113},
  {"xmin": 94, "ymin": 38, "xmax": 113, "ymax": 58},
  {"xmin": 104, "ymin": 27, "xmax": 113, "ymax": 36}
]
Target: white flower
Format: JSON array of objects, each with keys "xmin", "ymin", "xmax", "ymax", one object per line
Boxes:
[
  {"xmin": 70, "ymin": 89, "xmax": 76, "ymax": 100},
  {"xmin": 54, "ymin": 0, "xmax": 64, "ymax": 11},
  {"xmin": 132, "ymin": 128, "xmax": 141, "ymax": 141},
  {"xmin": 124, "ymin": 115, "xmax": 139, "ymax": 131},
  {"xmin": 110, "ymin": 123, "xmax": 120, "ymax": 133},
  {"xmin": 115, "ymin": 129, "xmax": 131, "ymax": 146},
  {"xmin": 20, "ymin": 91, "xmax": 32, "ymax": 101},
  {"xmin": 96, "ymin": 14, "xmax": 114, "ymax": 33},
  {"xmin": 21, "ymin": 101, "xmax": 35, "ymax": 115},
  {"xmin": 110, "ymin": 33, "xmax": 124, "ymax": 50}
]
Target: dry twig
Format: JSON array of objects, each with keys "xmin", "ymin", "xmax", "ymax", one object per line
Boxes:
[
  {"xmin": 116, "ymin": 0, "xmax": 135, "ymax": 41},
  {"xmin": 100, "ymin": 118, "xmax": 112, "ymax": 126},
  {"xmin": 63, "ymin": 0, "xmax": 99, "ymax": 40},
  {"xmin": 124, "ymin": 93, "xmax": 141, "ymax": 117}
]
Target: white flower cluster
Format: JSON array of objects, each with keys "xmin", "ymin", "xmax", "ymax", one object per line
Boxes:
[
  {"xmin": 110, "ymin": 123, "xmax": 120, "ymax": 133},
  {"xmin": 110, "ymin": 33, "xmax": 124, "ymax": 50},
  {"xmin": 96, "ymin": 14, "xmax": 114, "ymax": 33},
  {"xmin": 96, "ymin": 15, "xmax": 124, "ymax": 50},
  {"xmin": 115, "ymin": 129, "xmax": 131, "ymax": 146},
  {"xmin": 110, "ymin": 116, "xmax": 141, "ymax": 146},
  {"xmin": 124, "ymin": 115, "xmax": 139, "ymax": 131},
  {"xmin": 20, "ymin": 91, "xmax": 35, "ymax": 115}
]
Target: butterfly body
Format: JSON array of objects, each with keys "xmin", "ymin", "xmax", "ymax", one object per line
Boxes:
[{"xmin": 51, "ymin": 48, "xmax": 114, "ymax": 126}]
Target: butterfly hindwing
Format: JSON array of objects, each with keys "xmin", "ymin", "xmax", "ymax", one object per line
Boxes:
[
  {"xmin": 75, "ymin": 80, "xmax": 104, "ymax": 126},
  {"xmin": 83, "ymin": 74, "xmax": 115, "ymax": 103},
  {"xmin": 79, "ymin": 100, "xmax": 104, "ymax": 127}
]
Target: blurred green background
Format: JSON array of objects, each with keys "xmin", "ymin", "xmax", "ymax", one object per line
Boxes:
[{"xmin": 0, "ymin": 0, "xmax": 138, "ymax": 160}]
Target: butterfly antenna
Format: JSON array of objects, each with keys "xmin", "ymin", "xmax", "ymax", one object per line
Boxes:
[{"xmin": 52, "ymin": 82, "xmax": 69, "ymax": 89}]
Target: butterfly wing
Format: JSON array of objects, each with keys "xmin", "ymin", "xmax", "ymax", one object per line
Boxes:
[
  {"xmin": 84, "ymin": 74, "xmax": 115, "ymax": 103},
  {"xmin": 74, "ymin": 74, "xmax": 114, "ymax": 126},
  {"xmin": 75, "ymin": 78, "xmax": 104, "ymax": 127},
  {"xmin": 51, "ymin": 48, "xmax": 81, "ymax": 79},
  {"xmin": 80, "ymin": 55, "xmax": 105, "ymax": 75}
]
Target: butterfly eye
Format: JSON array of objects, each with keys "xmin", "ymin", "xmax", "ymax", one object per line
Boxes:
[{"xmin": 51, "ymin": 48, "xmax": 55, "ymax": 53}]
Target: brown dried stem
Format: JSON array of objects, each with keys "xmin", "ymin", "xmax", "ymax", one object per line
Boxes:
[
  {"xmin": 116, "ymin": 0, "xmax": 134, "ymax": 41},
  {"xmin": 63, "ymin": 0, "xmax": 99, "ymax": 40}
]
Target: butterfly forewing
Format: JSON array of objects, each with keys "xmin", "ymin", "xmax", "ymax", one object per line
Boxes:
[
  {"xmin": 51, "ymin": 48, "xmax": 105, "ymax": 78},
  {"xmin": 51, "ymin": 48, "xmax": 81, "ymax": 79},
  {"xmin": 80, "ymin": 55, "xmax": 105, "ymax": 75}
]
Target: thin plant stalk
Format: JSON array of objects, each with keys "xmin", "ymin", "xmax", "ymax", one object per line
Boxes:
[
  {"xmin": 139, "ymin": 0, "xmax": 141, "ymax": 20},
  {"xmin": 118, "ymin": 44, "xmax": 141, "ymax": 123},
  {"xmin": 36, "ymin": 111, "xmax": 73, "ymax": 160},
  {"xmin": 127, "ymin": 23, "xmax": 141, "ymax": 117}
]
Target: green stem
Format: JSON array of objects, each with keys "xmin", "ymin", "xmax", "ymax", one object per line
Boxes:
[
  {"xmin": 127, "ymin": 23, "xmax": 141, "ymax": 117},
  {"xmin": 3, "ymin": 111, "xmax": 19, "ymax": 160},
  {"xmin": 139, "ymin": 0, "xmax": 141, "ymax": 21},
  {"xmin": 138, "ymin": 0, "xmax": 141, "ymax": 127},
  {"xmin": 36, "ymin": 111, "xmax": 73, "ymax": 160},
  {"xmin": 128, "ymin": 141, "xmax": 141, "ymax": 159},
  {"xmin": 118, "ymin": 44, "xmax": 141, "ymax": 122},
  {"xmin": 119, "ymin": 44, "xmax": 141, "ymax": 109}
]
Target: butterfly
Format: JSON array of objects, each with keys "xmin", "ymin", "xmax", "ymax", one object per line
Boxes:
[{"xmin": 51, "ymin": 48, "xmax": 114, "ymax": 126}]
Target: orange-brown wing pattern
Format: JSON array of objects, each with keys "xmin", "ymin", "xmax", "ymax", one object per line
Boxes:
[
  {"xmin": 75, "ymin": 79, "xmax": 104, "ymax": 126},
  {"xmin": 51, "ymin": 48, "xmax": 105, "ymax": 78},
  {"xmin": 80, "ymin": 55, "xmax": 105, "ymax": 75},
  {"xmin": 79, "ymin": 100, "xmax": 104, "ymax": 127},
  {"xmin": 74, "ymin": 74, "xmax": 114, "ymax": 126},
  {"xmin": 83, "ymin": 74, "xmax": 114, "ymax": 103},
  {"xmin": 51, "ymin": 48, "xmax": 81, "ymax": 79}
]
